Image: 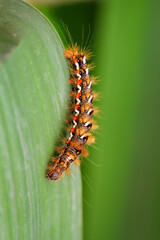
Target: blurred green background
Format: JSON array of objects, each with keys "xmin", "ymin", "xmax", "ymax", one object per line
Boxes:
[{"xmin": 28, "ymin": 0, "xmax": 160, "ymax": 239}]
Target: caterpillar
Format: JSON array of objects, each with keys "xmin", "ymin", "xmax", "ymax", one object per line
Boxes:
[{"xmin": 46, "ymin": 46, "xmax": 98, "ymax": 180}]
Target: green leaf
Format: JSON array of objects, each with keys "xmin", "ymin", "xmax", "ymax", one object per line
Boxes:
[
  {"xmin": 0, "ymin": 0, "xmax": 82, "ymax": 239},
  {"xmin": 84, "ymin": 1, "xmax": 160, "ymax": 240}
]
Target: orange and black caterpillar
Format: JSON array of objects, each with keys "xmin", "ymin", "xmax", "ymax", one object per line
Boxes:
[{"xmin": 46, "ymin": 46, "xmax": 98, "ymax": 180}]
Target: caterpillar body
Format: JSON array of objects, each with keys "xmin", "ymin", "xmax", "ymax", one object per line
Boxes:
[{"xmin": 46, "ymin": 46, "xmax": 98, "ymax": 180}]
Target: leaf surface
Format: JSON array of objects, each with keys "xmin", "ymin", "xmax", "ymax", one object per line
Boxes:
[{"xmin": 0, "ymin": 1, "xmax": 82, "ymax": 239}]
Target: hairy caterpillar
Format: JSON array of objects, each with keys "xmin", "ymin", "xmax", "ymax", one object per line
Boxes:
[{"xmin": 46, "ymin": 46, "xmax": 98, "ymax": 180}]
